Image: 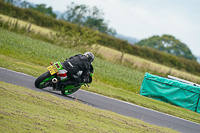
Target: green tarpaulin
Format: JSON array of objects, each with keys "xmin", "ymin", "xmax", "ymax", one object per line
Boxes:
[{"xmin": 140, "ymin": 73, "xmax": 200, "ymax": 113}]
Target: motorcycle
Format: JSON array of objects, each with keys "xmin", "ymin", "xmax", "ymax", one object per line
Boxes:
[{"xmin": 34, "ymin": 61, "xmax": 93, "ymax": 95}]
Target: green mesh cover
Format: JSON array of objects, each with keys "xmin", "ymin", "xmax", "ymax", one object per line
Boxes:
[{"xmin": 140, "ymin": 73, "xmax": 200, "ymax": 113}]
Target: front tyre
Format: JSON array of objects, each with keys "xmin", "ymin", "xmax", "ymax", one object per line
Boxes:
[
  {"xmin": 35, "ymin": 71, "xmax": 52, "ymax": 88},
  {"xmin": 61, "ymin": 86, "xmax": 81, "ymax": 96}
]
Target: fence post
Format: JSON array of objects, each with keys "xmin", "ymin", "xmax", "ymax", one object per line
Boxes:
[
  {"xmin": 120, "ymin": 51, "xmax": 124, "ymax": 65},
  {"xmin": 27, "ymin": 23, "xmax": 31, "ymax": 33}
]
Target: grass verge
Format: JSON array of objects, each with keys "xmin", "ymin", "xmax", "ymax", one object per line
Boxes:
[{"xmin": 0, "ymin": 81, "xmax": 178, "ymax": 133}]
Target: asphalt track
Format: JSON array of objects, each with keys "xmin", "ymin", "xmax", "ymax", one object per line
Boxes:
[{"xmin": 0, "ymin": 67, "xmax": 200, "ymax": 133}]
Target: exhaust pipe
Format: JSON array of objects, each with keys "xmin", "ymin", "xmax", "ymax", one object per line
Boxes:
[{"xmin": 52, "ymin": 78, "xmax": 58, "ymax": 83}]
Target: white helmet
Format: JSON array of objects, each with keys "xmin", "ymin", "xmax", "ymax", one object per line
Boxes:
[{"xmin": 84, "ymin": 52, "xmax": 94, "ymax": 63}]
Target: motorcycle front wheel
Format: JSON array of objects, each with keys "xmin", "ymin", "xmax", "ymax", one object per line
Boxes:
[{"xmin": 61, "ymin": 85, "xmax": 81, "ymax": 96}]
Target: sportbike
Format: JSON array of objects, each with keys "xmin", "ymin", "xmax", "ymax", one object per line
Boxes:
[{"xmin": 34, "ymin": 62, "xmax": 93, "ymax": 95}]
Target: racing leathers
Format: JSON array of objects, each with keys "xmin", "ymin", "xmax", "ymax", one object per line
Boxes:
[{"xmin": 61, "ymin": 54, "xmax": 93, "ymax": 87}]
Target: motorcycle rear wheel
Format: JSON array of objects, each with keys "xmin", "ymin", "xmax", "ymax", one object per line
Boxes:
[{"xmin": 35, "ymin": 71, "xmax": 51, "ymax": 88}]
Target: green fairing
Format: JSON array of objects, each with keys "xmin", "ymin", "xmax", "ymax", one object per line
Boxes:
[
  {"xmin": 54, "ymin": 62, "xmax": 63, "ymax": 70},
  {"xmin": 140, "ymin": 73, "xmax": 200, "ymax": 113},
  {"xmin": 63, "ymin": 85, "xmax": 81, "ymax": 95},
  {"xmin": 63, "ymin": 83, "xmax": 85, "ymax": 95}
]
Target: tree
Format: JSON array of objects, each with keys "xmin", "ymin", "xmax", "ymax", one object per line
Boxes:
[
  {"xmin": 5, "ymin": 0, "xmax": 14, "ymax": 3},
  {"xmin": 61, "ymin": 2, "xmax": 116, "ymax": 35},
  {"xmin": 62, "ymin": 3, "xmax": 88, "ymax": 25},
  {"xmin": 136, "ymin": 35, "xmax": 197, "ymax": 61},
  {"xmin": 19, "ymin": 1, "xmax": 30, "ymax": 8},
  {"xmin": 4, "ymin": 0, "xmax": 57, "ymax": 18},
  {"xmin": 29, "ymin": 4, "xmax": 57, "ymax": 18},
  {"xmin": 5, "ymin": 0, "xmax": 20, "ymax": 6}
]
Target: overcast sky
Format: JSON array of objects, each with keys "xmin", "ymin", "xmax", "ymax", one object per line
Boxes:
[{"xmin": 26, "ymin": 0, "xmax": 200, "ymax": 56}]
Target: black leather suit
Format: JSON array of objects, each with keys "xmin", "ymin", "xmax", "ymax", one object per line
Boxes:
[{"xmin": 62, "ymin": 54, "xmax": 93, "ymax": 86}]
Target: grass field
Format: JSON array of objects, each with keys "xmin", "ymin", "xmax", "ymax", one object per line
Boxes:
[
  {"xmin": 1, "ymin": 28, "xmax": 200, "ymax": 124},
  {"xmin": 0, "ymin": 81, "xmax": 178, "ymax": 133},
  {"xmin": 90, "ymin": 44, "xmax": 200, "ymax": 84},
  {"xmin": 0, "ymin": 14, "xmax": 53, "ymax": 35},
  {"xmin": 0, "ymin": 28, "xmax": 144, "ymax": 92}
]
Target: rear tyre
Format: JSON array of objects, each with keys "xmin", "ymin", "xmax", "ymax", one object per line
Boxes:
[{"xmin": 34, "ymin": 71, "xmax": 51, "ymax": 88}]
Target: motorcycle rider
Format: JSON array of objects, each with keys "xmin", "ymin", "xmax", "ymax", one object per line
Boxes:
[{"xmin": 60, "ymin": 52, "xmax": 94, "ymax": 88}]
